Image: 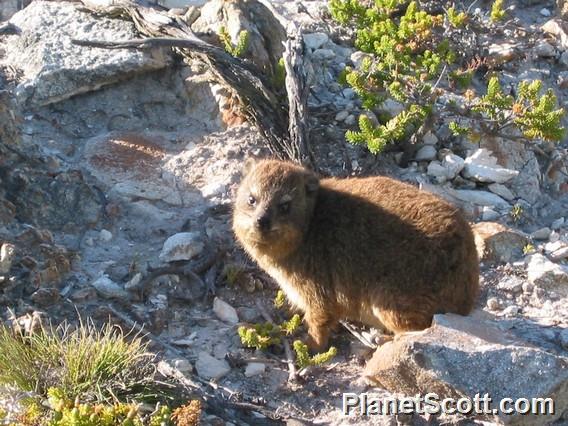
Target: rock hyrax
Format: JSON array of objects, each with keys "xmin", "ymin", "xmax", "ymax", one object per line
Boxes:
[{"xmin": 233, "ymin": 159, "xmax": 479, "ymax": 351}]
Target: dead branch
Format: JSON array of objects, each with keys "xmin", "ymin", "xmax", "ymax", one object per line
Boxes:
[
  {"xmin": 254, "ymin": 299, "xmax": 298, "ymax": 383},
  {"xmin": 74, "ymin": 1, "xmax": 311, "ymax": 165}
]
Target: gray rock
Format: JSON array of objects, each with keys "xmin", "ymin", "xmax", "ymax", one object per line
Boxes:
[
  {"xmin": 442, "ymin": 153, "xmax": 465, "ymax": 179},
  {"xmin": 463, "ymin": 149, "xmax": 519, "ymax": 184},
  {"xmin": 560, "ymin": 328, "xmax": 568, "ymax": 349},
  {"xmin": 335, "ymin": 110, "xmax": 349, "ymax": 122},
  {"xmin": 561, "ymin": 51, "xmax": 568, "ymax": 67},
  {"xmin": 195, "ymin": 351, "xmax": 231, "ymax": 380},
  {"xmin": 526, "ymin": 253, "xmax": 568, "ymax": 296},
  {"xmin": 531, "ymin": 227, "xmax": 552, "ymax": 240},
  {"xmin": 0, "ymin": 243, "xmax": 15, "ymax": 274},
  {"xmin": 481, "ymin": 207, "xmax": 500, "ymax": 221},
  {"xmin": 213, "ymin": 297, "xmax": 239, "ymax": 325},
  {"xmin": 549, "ymin": 246, "xmax": 568, "ymax": 262},
  {"xmin": 540, "ymin": 7, "xmax": 552, "ymax": 16},
  {"xmin": 542, "ymin": 18, "xmax": 568, "ymax": 51},
  {"xmin": 312, "ymin": 49, "xmax": 335, "ymax": 61},
  {"xmin": 473, "ymin": 222, "xmax": 528, "ymax": 264},
  {"xmin": 303, "ymin": 32, "xmax": 329, "ymax": 51},
  {"xmin": 364, "ymin": 313, "xmax": 568, "ymax": 425},
  {"xmin": 99, "ymin": 229, "xmax": 113, "ymax": 242},
  {"xmin": 2, "ymin": 1, "xmax": 170, "ymax": 106},
  {"xmin": 486, "ymin": 297, "xmax": 500, "ymax": 311},
  {"xmin": 91, "ymin": 275, "xmax": 129, "ymax": 300},
  {"xmin": 200, "ymin": 181, "xmax": 226, "ymax": 199},
  {"xmin": 159, "ymin": 232, "xmax": 204, "ymax": 262},
  {"xmin": 534, "ymin": 41, "xmax": 556, "ymax": 57},
  {"xmin": 244, "ymin": 362, "xmax": 266, "ymax": 377},
  {"xmin": 379, "ymin": 99, "xmax": 404, "ymax": 117},
  {"xmin": 427, "ymin": 161, "xmax": 449, "ymax": 183},
  {"xmin": 551, "ymin": 217, "xmax": 565, "ymax": 230},
  {"xmin": 344, "ymin": 114, "xmax": 356, "ymax": 126},
  {"xmin": 453, "ymin": 189, "xmax": 510, "ymax": 208},
  {"xmin": 415, "ymin": 145, "xmax": 437, "ymax": 161},
  {"xmin": 172, "ymin": 358, "xmax": 193, "ymax": 374},
  {"xmin": 487, "ymin": 183, "xmax": 515, "ymax": 201},
  {"xmin": 422, "ymin": 131, "xmax": 438, "ymax": 146},
  {"xmin": 350, "ymin": 51, "xmax": 371, "ymax": 69}
]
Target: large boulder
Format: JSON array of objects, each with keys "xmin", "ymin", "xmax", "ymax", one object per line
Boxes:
[
  {"xmin": 1, "ymin": 1, "xmax": 171, "ymax": 106},
  {"xmin": 473, "ymin": 222, "xmax": 528, "ymax": 264},
  {"xmin": 364, "ymin": 313, "xmax": 568, "ymax": 425}
]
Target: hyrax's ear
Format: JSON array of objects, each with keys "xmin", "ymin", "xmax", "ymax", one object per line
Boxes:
[
  {"xmin": 242, "ymin": 158, "xmax": 256, "ymax": 177},
  {"xmin": 304, "ymin": 172, "xmax": 319, "ymax": 195}
]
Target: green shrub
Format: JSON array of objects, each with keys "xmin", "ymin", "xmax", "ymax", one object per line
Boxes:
[{"xmin": 218, "ymin": 26, "xmax": 250, "ymax": 58}]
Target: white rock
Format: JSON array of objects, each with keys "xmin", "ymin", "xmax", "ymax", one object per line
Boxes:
[
  {"xmin": 442, "ymin": 153, "xmax": 465, "ymax": 179},
  {"xmin": 427, "ymin": 161, "xmax": 448, "ymax": 183},
  {"xmin": 550, "ymin": 231, "xmax": 560, "ymax": 243},
  {"xmin": 172, "ymin": 358, "xmax": 193, "ymax": 374},
  {"xmin": 542, "ymin": 19, "xmax": 568, "ymax": 51},
  {"xmin": 415, "ymin": 145, "xmax": 437, "ymax": 161},
  {"xmin": 549, "ymin": 246, "xmax": 568, "ymax": 262},
  {"xmin": 159, "ymin": 232, "xmax": 204, "ymax": 262},
  {"xmin": 502, "ymin": 305, "xmax": 520, "ymax": 316},
  {"xmin": 303, "ymin": 32, "xmax": 329, "ymax": 51},
  {"xmin": 99, "ymin": 229, "xmax": 113, "ymax": 242},
  {"xmin": 453, "ymin": 189, "xmax": 510, "ymax": 208},
  {"xmin": 422, "ymin": 131, "xmax": 438, "ymax": 145},
  {"xmin": 463, "ymin": 149, "xmax": 519, "ymax": 183},
  {"xmin": 201, "ymin": 181, "xmax": 226, "ymax": 198},
  {"xmin": 213, "ymin": 297, "xmax": 239, "ymax": 324},
  {"xmin": 91, "ymin": 275, "xmax": 129, "ymax": 300},
  {"xmin": 312, "ymin": 49, "xmax": 335, "ymax": 61},
  {"xmin": 244, "ymin": 362, "xmax": 266, "ymax": 377},
  {"xmin": 124, "ymin": 272, "xmax": 143, "ymax": 290},
  {"xmin": 195, "ymin": 351, "xmax": 231, "ymax": 380},
  {"xmin": 487, "ymin": 183, "xmax": 515, "ymax": 201},
  {"xmin": 534, "ymin": 41, "xmax": 556, "ymax": 57},
  {"xmin": 526, "ymin": 253, "xmax": 568, "ymax": 296},
  {"xmin": 540, "ymin": 8, "xmax": 551, "ymax": 16},
  {"xmin": 551, "ymin": 217, "xmax": 565, "ymax": 230},
  {"xmin": 335, "ymin": 110, "xmax": 349, "ymax": 122},
  {"xmin": 530, "ymin": 227, "xmax": 552, "ymax": 240},
  {"xmin": 0, "ymin": 243, "xmax": 16, "ymax": 274},
  {"xmin": 486, "ymin": 297, "xmax": 500, "ymax": 311},
  {"xmin": 481, "ymin": 207, "xmax": 500, "ymax": 221}
]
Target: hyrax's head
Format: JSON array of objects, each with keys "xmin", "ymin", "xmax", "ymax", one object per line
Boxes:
[{"xmin": 233, "ymin": 159, "xmax": 319, "ymax": 260}]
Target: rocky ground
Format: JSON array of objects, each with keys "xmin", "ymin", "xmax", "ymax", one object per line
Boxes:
[{"xmin": 0, "ymin": 0, "xmax": 568, "ymax": 425}]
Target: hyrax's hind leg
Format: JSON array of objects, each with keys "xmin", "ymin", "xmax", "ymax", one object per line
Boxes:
[
  {"xmin": 304, "ymin": 309, "xmax": 337, "ymax": 352},
  {"xmin": 372, "ymin": 306, "xmax": 433, "ymax": 335}
]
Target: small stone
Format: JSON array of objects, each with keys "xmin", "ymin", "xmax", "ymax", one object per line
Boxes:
[
  {"xmin": 453, "ymin": 189, "xmax": 510, "ymax": 208},
  {"xmin": 99, "ymin": 229, "xmax": 113, "ymax": 242},
  {"xmin": 213, "ymin": 297, "xmax": 239, "ymax": 324},
  {"xmin": 195, "ymin": 351, "xmax": 231, "ymax": 380},
  {"xmin": 350, "ymin": 51, "xmax": 371, "ymax": 68},
  {"xmin": 303, "ymin": 32, "xmax": 329, "ymax": 50},
  {"xmin": 558, "ymin": 71, "xmax": 568, "ymax": 89},
  {"xmin": 502, "ymin": 305, "xmax": 519, "ymax": 316},
  {"xmin": 422, "ymin": 131, "xmax": 438, "ymax": 146},
  {"xmin": 486, "ymin": 297, "xmax": 500, "ymax": 310},
  {"xmin": 559, "ymin": 328, "xmax": 568, "ymax": 349},
  {"xmin": 526, "ymin": 253, "xmax": 568, "ymax": 296},
  {"xmin": 201, "ymin": 182, "xmax": 226, "ymax": 199},
  {"xmin": 69, "ymin": 287, "xmax": 97, "ymax": 303},
  {"xmin": 560, "ymin": 51, "xmax": 568, "ymax": 67},
  {"xmin": 473, "ymin": 222, "xmax": 528, "ymax": 264},
  {"xmin": 84, "ymin": 237, "xmax": 94, "ymax": 247},
  {"xmin": 342, "ymin": 88, "xmax": 356, "ymax": 99},
  {"xmin": 481, "ymin": 207, "xmax": 500, "ymax": 221},
  {"xmin": 551, "ymin": 217, "xmax": 565, "ymax": 230},
  {"xmin": 463, "ymin": 149, "xmax": 519, "ymax": 184},
  {"xmin": 415, "ymin": 145, "xmax": 437, "ymax": 161},
  {"xmin": 335, "ymin": 110, "xmax": 349, "ymax": 122},
  {"xmin": 31, "ymin": 288, "xmax": 60, "ymax": 307},
  {"xmin": 159, "ymin": 232, "xmax": 204, "ymax": 262},
  {"xmin": 0, "ymin": 243, "xmax": 15, "ymax": 274},
  {"xmin": 534, "ymin": 41, "xmax": 556, "ymax": 57},
  {"xmin": 312, "ymin": 49, "xmax": 335, "ymax": 61},
  {"xmin": 344, "ymin": 114, "xmax": 356, "ymax": 126},
  {"xmin": 487, "ymin": 183, "xmax": 515, "ymax": 201},
  {"xmin": 427, "ymin": 161, "xmax": 448, "ymax": 184},
  {"xmin": 540, "ymin": 8, "xmax": 551, "ymax": 16},
  {"xmin": 522, "ymin": 282, "xmax": 534, "ymax": 294},
  {"xmin": 244, "ymin": 362, "xmax": 266, "ymax": 377},
  {"xmin": 530, "ymin": 227, "xmax": 551, "ymax": 240},
  {"xmin": 550, "ymin": 231, "xmax": 560, "ymax": 243},
  {"xmin": 380, "ymin": 99, "xmax": 404, "ymax": 116},
  {"xmin": 549, "ymin": 246, "xmax": 568, "ymax": 262},
  {"xmin": 442, "ymin": 153, "xmax": 465, "ymax": 179},
  {"xmin": 91, "ymin": 275, "xmax": 129, "ymax": 300},
  {"xmin": 124, "ymin": 272, "xmax": 143, "ymax": 290},
  {"xmin": 172, "ymin": 358, "xmax": 193, "ymax": 374}
]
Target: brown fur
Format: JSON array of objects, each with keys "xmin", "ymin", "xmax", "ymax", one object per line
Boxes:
[{"xmin": 233, "ymin": 160, "xmax": 479, "ymax": 351}]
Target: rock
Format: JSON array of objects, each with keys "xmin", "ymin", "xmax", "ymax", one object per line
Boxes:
[
  {"xmin": 487, "ymin": 183, "xmax": 515, "ymax": 201},
  {"xmin": 335, "ymin": 110, "xmax": 349, "ymax": 122},
  {"xmin": 172, "ymin": 358, "xmax": 193, "ymax": 374},
  {"xmin": 1, "ymin": 1, "xmax": 170, "ymax": 106},
  {"xmin": 486, "ymin": 297, "xmax": 500, "ymax": 310},
  {"xmin": 481, "ymin": 207, "xmax": 500, "ymax": 221},
  {"xmin": 91, "ymin": 275, "xmax": 129, "ymax": 300},
  {"xmin": 99, "ymin": 229, "xmax": 113, "ymax": 242},
  {"xmin": 488, "ymin": 42, "xmax": 518, "ymax": 65},
  {"xmin": 526, "ymin": 253, "xmax": 568, "ymax": 296},
  {"xmin": 303, "ymin": 32, "xmax": 329, "ymax": 51},
  {"xmin": 350, "ymin": 51, "xmax": 371, "ymax": 69},
  {"xmin": 159, "ymin": 232, "xmax": 204, "ymax": 262},
  {"xmin": 379, "ymin": 99, "xmax": 405, "ymax": 117},
  {"xmin": 559, "ymin": 71, "xmax": 568, "ymax": 89},
  {"xmin": 69, "ymin": 287, "xmax": 97, "ymax": 303},
  {"xmin": 561, "ymin": 51, "xmax": 568, "ymax": 66},
  {"xmin": 427, "ymin": 161, "xmax": 448, "ymax": 183},
  {"xmin": 31, "ymin": 288, "xmax": 60, "ymax": 307},
  {"xmin": 560, "ymin": 328, "xmax": 568, "ymax": 349},
  {"xmin": 559, "ymin": 0, "xmax": 568, "ymax": 19},
  {"xmin": 473, "ymin": 222, "xmax": 528, "ymax": 264},
  {"xmin": 531, "ymin": 227, "xmax": 552, "ymax": 240},
  {"xmin": 195, "ymin": 351, "xmax": 231, "ymax": 380},
  {"xmin": 540, "ymin": 7, "xmax": 552, "ymax": 16},
  {"xmin": 0, "ymin": 243, "xmax": 15, "ymax": 274},
  {"xmin": 463, "ymin": 149, "xmax": 519, "ymax": 184},
  {"xmin": 364, "ymin": 313, "xmax": 568, "ymax": 425},
  {"xmin": 502, "ymin": 305, "xmax": 520, "ymax": 316},
  {"xmin": 422, "ymin": 131, "xmax": 438, "ymax": 146},
  {"xmin": 344, "ymin": 114, "xmax": 356, "ymax": 126},
  {"xmin": 551, "ymin": 217, "xmax": 565, "ymax": 230},
  {"xmin": 442, "ymin": 153, "xmax": 465, "ymax": 179},
  {"xmin": 244, "ymin": 362, "xmax": 266, "ymax": 377},
  {"xmin": 534, "ymin": 41, "xmax": 556, "ymax": 57},
  {"xmin": 213, "ymin": 297, "xmax": 239, "ymax": 325},
  {"xmin": 542, "ymin": 19, "xmax": 568, "ymax": 51},
  {"xmin": 200, "ymin": 181, "xmax": 226, "ymax": 199},
  {"xmin": 124, "ymin": 272, "xmax": 143, "ymax": 290},
  {"xmin": 550, "ymin": 246, "xmax": 568, "ymax": 262},
  {"xmin": 415, "ymin": 145, "xmax": 437, "ymax": 161},
  {"xmin": 453, "ymin": 189, "xmax": 510, "ymax": 208}
]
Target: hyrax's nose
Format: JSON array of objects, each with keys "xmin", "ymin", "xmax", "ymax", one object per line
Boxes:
[{"xmin": 256, "ymin": 214, "xmax": 271, "ymax": 232}]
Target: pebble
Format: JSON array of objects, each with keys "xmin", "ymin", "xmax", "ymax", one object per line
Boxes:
[
  {"xmin": 550, "ymin": 231, "xmax": 560, "ymax": 243},
  {"xmin": 487, "ymin": 183, "xmax": 515, "ymax": 201},
  {"xmin": 539, "ymin": 8, "xmax": 551, "ymax": 16},
  {"xmin": 172, "ymin": 358, "xmax": 193, "ymax": 374},
  {"xmin": 91, "ymin": 275, "xmax": 129, "ymax": 300},
  {"xmin": 312, "ymin": 49, "xmax": 335, "ymax": 61},
  {"xmin": 159, "ymin": 232, "xmax": 204, "ymax": 262},
  {"xmin": 195, "ymin": 351, "xmax": 231, "ymax": 380},
  {"xmin": 303, "ymin": 32, "xmax": 329, "ymax": 51},
  {"xmin": 502, "ymin": 305, "xmax": 520, "ymax": 316},
  {"xmin": 422, "ymin": 131, "xmax": 438, "ymax": 146},
  {"xmin": 481, "ymin": 207, "xmax": 500, "ymax": 221},
  {"xmin": 415, "ymin": 145, "xmax": 437, "ymax": 161},
  {"xmin": 213, "ymin": 297, "xmax": 239, "ymax": 324},
  {"xmin": 534, "ymin": 41, "xmax": 556, "ymax": 58},
  {"xmin": 344, "ymin": 114, "xmax": 356, "ymax": 126},
  {"xmin": 551, "ymin": 217, "xmax": 565, "ymax": 230},
  {"xmin": 245, "ymin": 362, "xmax": 266, "ymax": 377},
  {"xmin": 335, "ymin": 110, "xmax": 349, "ymax": 122},
  {"xmin": 550, "ymin": 246, "xmax": 568, "ymax": 262},
  {"xmin": 487, "ymin": 297, "xmax": 500, "ymax": 311},
  {"xmin": 0, "ymin": 243, "xmax": 15, "ymax": 274},
  {"xmin": 559, "ymin": 329, "xmax": 568, "ymax": 349},
  {"xmin": 522, "ymin": 282, "xmax": 534, "ymax": 294},
  {"xmin": 530, "ymin": 227, "xmax": 551, "ymax": 240},
  {"xmin": 99, "ymin": 229, "xmax": 113, "ymax": 242}
]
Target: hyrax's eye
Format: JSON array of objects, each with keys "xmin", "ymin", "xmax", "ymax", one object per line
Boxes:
[
  {"xmin": 247, "ymin": 195, "xmax": 256, "ymax": 206},
  {"xmin": 279, "ymin": 201, "xmax": 291, "ymax": 214}
]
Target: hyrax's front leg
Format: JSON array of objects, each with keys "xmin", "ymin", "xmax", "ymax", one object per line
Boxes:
[{"xmin": 304, "ymin": 309, "xmax": 336, "ymax": 352}]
